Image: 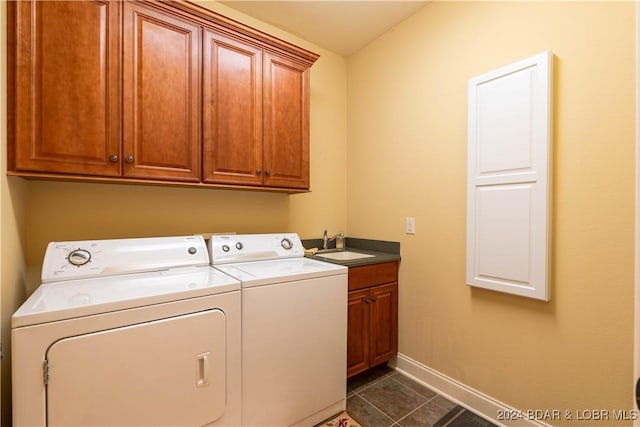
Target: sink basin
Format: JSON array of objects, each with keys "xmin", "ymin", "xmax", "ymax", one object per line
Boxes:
[{"xmin": 316, "ymin": 251, "xmax": 375, "ymax": 261}]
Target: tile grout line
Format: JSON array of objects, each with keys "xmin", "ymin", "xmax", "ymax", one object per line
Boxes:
[
  {"xmin": 348, "ymin": 370, "xmax": 495, "ymax": 427},
  {"xmin": 352, "ymin": 389, "xmax": 397, "ymax": 426},
  {"xmin": 389, "ymin": 373, "xmax": 461, "ymax": 413},
  {"xmin": 353, "ymin": 373, "xmax": 433, "ymax": 425},
  {"xmin": 393, "ymin": 400, "xmax": 432, "ymax": 426},
  {"xmin": 349, "ymin": 372, "xmax": 393, "ymax": 395},
  {"xmin": 350, "ymin": 372, "xmax": 460, "ymax": 427}
]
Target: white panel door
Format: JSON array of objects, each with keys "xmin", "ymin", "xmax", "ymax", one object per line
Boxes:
[
  {"xmin": 467, "ymin": 51, "xmax": 552, "ymax": 301},
  {"xmin": 46, "ymin": 309, "xmax": 226, "ymax": 426}
]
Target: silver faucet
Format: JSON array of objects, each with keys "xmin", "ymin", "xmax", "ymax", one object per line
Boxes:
[{"xmin": 323, "ymin": 230, "xmax": 344, "ymax": 250}]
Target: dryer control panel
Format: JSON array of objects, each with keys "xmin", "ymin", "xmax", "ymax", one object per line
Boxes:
[
  {"xmin": 42, "ymin": 236, "xmax": 209, "ymax": 283},
  {"xmin": 209, "ymin": 233, "xmax": 304, "ymax": 265}
]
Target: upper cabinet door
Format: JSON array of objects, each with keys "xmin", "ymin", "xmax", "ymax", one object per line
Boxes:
[
  {"xmin": 123, "ymin": 2, "xmax": 201, "ymax": 182},
  {"xmin": 11, "ymin": 0, "xmax": 121, "ymax": 176},
  {"xmin": 262, "ymin": 52, "xmax": 311, "ymax": 190},
  {"xmin": 202, "ymin": 30, "xmax": 263, "ymax": 186}
]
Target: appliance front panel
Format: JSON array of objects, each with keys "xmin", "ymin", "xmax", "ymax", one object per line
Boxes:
[
  {"xmin": 42, "ymin": 235, "xmax": 209, "ymax": 283},
  {"xmin": 46, "ymin": 309, "xmax": 226, "ymax": 427},
  {"xmin": 209, "ymin": 233, "xmax": 304, "ymax": 264},
  {"xmin": 242, "ymin": 275, "xmax": 347, "ymax": 425}
]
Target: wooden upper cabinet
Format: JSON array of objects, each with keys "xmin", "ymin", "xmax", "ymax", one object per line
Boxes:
[
  {"xmin": 202, "ymin": 29, "xmax": 263, "ymax": 186},
  {"xmin": 263, "ymin": 52, "xmax": 311, "ymax": 189},
  {"xmin": 8, "ymin": 0, "xmax": 318, "ymax": 191},
  {"xmin": 203, "ymin": 36, "xmax": 312, "ymax": 189},
  {"xmin": 123, "ymin": 2, "xmax": 201, "ymax": 182},
  {"xmin": 10, "ymin": 0, "xmax": 121, "ymax": 176}
]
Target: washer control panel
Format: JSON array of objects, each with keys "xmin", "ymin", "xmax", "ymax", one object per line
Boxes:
[
  {"xmin": 209, "ymin": 233, "xmax": 304, "ymax": 265},
  {"xmin": 41, "ymin": 236, "xmax": 209, "ymax": 283}
]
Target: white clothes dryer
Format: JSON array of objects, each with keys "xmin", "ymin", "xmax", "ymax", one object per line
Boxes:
[
  {"xmin": 209, "ymin": 233, "xmax": 348, "ymax": 427},
  {"xmin": 12, "ymin": 235, "xmax": 241, "ymax": 427}
]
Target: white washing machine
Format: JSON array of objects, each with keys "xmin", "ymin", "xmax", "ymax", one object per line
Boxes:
[
  {"xmin": 12, "ymin": 235, "xmax": 241, "ymax": 427},
  {"xmin": 209, "ymin": 233, "xmax": 348, "ymax": 426}
]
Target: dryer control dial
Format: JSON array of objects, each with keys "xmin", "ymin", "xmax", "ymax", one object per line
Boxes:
[
  {"xmin": 67, "ymin": 249, "xmax": 92, "ymax": 267},
  {"xmin": 281, "ymin": 238, "xmax": 293, "ymax": 250}
]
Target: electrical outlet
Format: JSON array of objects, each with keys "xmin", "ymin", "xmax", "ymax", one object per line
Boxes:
[{"xmin": 406, "ymin": 217, "xmax": 416, "ymax": 235}]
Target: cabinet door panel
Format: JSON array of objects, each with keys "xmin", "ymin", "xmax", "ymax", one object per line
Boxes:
[
  {"xmin": 12, "ymin": 0, "xmax": 121, "ymax": 176},
  {"xmin": 203, "ymin": 30, "xmax": 262, "ymax": 185},
  {"xmin": 123, "ymin": 3, "xmax": 201, "ymax": 181},
  {"xmin": 263, "ymin": 52, "xmax": 310, "ymax": 189},
  {"xmin": 347, "ymin": 289, "xmax": 370, "ymax": 378},
  {"xmin": 369, "ymin": 283, "xmax": 398, "ymax": 367}
]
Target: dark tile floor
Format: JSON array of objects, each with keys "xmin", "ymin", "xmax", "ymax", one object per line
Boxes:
[{"xmin": 346, "ymin": 366, "xmax": 498, "ymax": 427}]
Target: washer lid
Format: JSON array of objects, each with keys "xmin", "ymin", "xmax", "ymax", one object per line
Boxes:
[
  {"xmin": 12, "ymin": 266, "xmax": 240, "ymax": 328},
  {"xmin": 213, "ymin": 257, "xmax": 347, "ymax": 288}
]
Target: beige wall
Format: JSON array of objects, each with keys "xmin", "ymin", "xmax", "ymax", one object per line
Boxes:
[
  {"xmin": 347, "ymin": 1, "xmax": 635, "ymax": 423},
  {"xmin": 1, "ymin": 1, "xmax": 29, "ymax": 425},
  {"xmin": 16, "ymin": 2, "xmax": 348, "ymax": 292},
  {"xmin": 1, "ymin": 0, "xmax": 347, "ymax": 423},
  {"xmin": 2, "ymin": 0, "xmax": 636, "ymax": 425}
]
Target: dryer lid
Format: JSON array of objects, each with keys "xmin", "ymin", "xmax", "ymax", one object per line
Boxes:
[{"xmin": 12, "ymin": 266, "xmax": 240, "ymax": 328}]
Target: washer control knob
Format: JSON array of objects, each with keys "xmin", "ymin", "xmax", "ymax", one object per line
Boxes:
[
  {"xmin": 281, "ymin": 238, "xmax": 293, "ymax": 250},
  {"xmin": 68, "ymin": 249, "xmax": 91, "ymax": 266},
  {"xmin": 187, "ymin": 247, "xmax": 197, "ymax": 255},
  {"xmin": 222, "ymin": 245, "xmax": 230, "ymax": 253},
  {"xmin": 235, "ymin": 242, "xmax": 244, "ymax": 250}
]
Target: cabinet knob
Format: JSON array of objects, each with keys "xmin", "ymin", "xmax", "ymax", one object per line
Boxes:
[
  {"xmin": 364, "ymin": 298, "xmax": 370, "ymax": 304},
  {"xmin": 371, "ymin": 296, "xmax": 377, "ymax": 302},
  {"xmin": 125, "ymin": 155, "xmax": 134, "ymax": 164},
  {"xmin": 256, "ymin": 169, "xmax": 262, "ymax": 176},
  {"xmin": 109, "ymin": 154, "xmax": 119, "ymax": 163},
  {"xmin": 265, "ymin": 170, "xmax": 271, "ymax": 177}
]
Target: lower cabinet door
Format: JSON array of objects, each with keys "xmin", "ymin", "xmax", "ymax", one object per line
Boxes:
[
  {"xmin": 347, "ymin": 288, "xmax": 370, "ymax": 377},
  {"xmin": 369, "ymin": 283, "xmax": 399, "ymax": 367},
  {"xmin": 46, "ymin": 310, "xmax": 226, "ymax": 427}
]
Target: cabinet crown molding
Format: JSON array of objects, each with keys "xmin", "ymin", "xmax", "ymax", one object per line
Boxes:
[{"xmin": 149, "ymin": 0, "xmax": 320, "ymax": 66}]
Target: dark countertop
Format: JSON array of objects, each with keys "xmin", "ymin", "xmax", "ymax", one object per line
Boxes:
[{"xmin": 301, "ymin": 237, "xmax": 401, "ymax": 268}]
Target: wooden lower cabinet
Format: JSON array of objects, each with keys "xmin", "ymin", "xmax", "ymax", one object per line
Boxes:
[
  {"xmin": 347, "ymin": 289, "xmax": 370, "ymax": 377},
  {"xmin": 347, "ymin": 262, "xmax": 398, "ymax": 378}
]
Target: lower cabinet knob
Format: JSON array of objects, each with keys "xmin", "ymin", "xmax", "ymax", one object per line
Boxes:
[
  {"xmin": 125, "ymin": 156, "xmax": 134, "ymax": 163},
  {"xmin": 109, "ymin": 155, "xmax": 119, "ymax": 162}
]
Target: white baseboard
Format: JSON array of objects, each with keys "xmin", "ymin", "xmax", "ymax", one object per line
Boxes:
[{"xmin": 393, "ymin": 353, "xmax": 553, "ymax": 427}]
